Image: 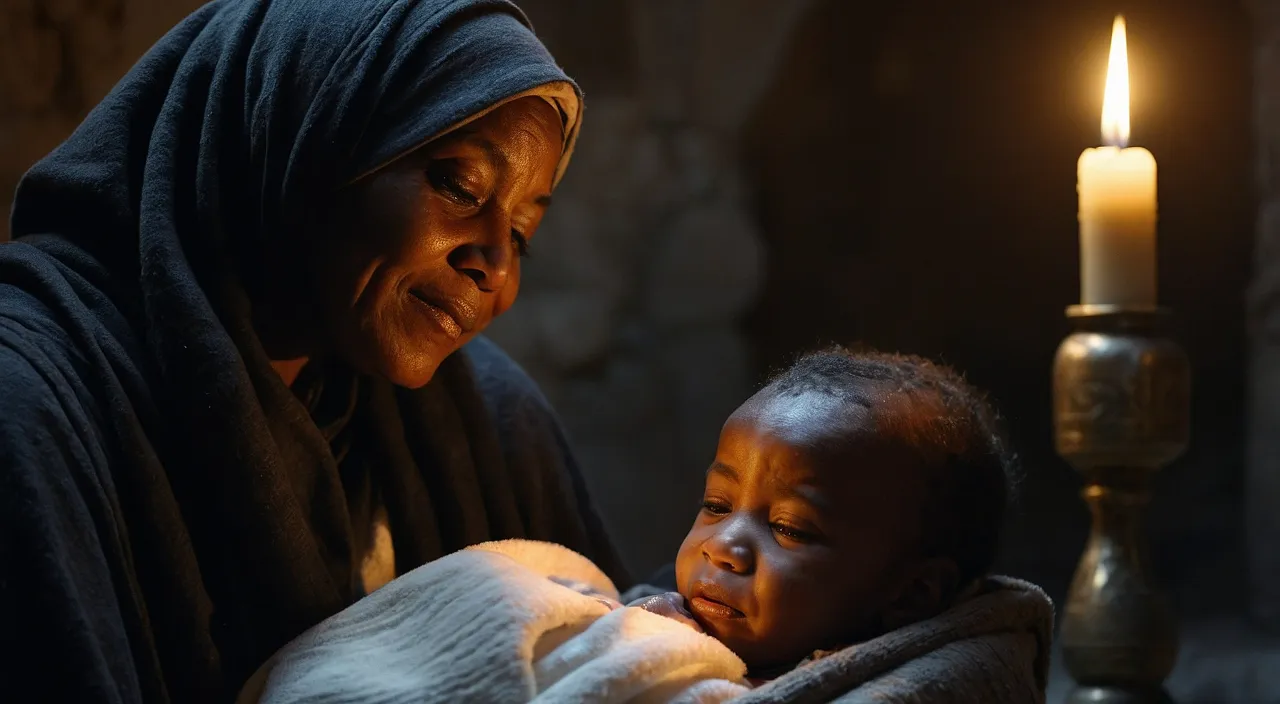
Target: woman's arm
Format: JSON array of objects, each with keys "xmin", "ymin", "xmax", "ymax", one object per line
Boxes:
[
  {"xmin": 0, "ymin": 343, "xmax": 147, "ymax": 703},
  {"xmin": 464, "ymin": 336, "xmax": 634, "ymax": 590}
]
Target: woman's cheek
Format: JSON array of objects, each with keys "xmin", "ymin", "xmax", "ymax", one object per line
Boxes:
[{"xmin": 490, "ymin": 264, "xmax": 521, "ymax": 319}]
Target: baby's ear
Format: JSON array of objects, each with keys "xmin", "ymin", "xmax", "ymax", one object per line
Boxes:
[{"xmin": 881, "ymin": 557, "xmax": 960, "ymax": 631}]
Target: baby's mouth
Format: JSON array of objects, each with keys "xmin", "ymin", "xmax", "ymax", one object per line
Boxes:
[{"xmin": 689, "ymin": 581, "xmax": 745, "ymax": 621}]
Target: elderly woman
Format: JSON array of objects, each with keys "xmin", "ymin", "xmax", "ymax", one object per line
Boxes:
[{"xmin": 0, "ymin": 0, "xmax": 628, "ymax": 701}]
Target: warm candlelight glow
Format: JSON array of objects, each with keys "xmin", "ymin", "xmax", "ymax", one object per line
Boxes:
[{"xmin": 1101, "ymin": 15, "xmax": 1130, "ymax": 147}]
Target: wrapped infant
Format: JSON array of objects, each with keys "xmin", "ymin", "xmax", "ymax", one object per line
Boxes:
[
  {"xmin": 244, "ymin": 346, "xmax": 1051, "ymax": 703},
  {"xmin": 563, "ymin": 345, "xmax": 1034, "ymax": 685}
]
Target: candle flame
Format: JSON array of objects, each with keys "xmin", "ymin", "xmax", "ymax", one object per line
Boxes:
[{"xmin": 1101, "ymin": 15, "xmax": 1130, "ymax": 147}]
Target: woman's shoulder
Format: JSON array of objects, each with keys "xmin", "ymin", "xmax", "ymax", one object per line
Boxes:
[
  {"xmin": 455, "ymin": 336, "xmax": 576, "ymax": 454},
  {"xmin": 0, "ymin": 244, "xmax": 92, "ymax": 384},
  {"xmin": 460, "ymin": 335, "xmax": 556, "ymax": 416},
  {"xmin": 0, "ymin": 291, "xmax": 105, "ymax": 449},
  {"xmin": 0, "ymin": 238, "xmax": 145, "ymax": 445},
  {"xmin": 0, "ymin": 318, "xmax": 114, "ymax": 496},
  {"xmin": 0, "ymin": 340, "xmax": 87, "ymax": 449},
  {"xmin": 0, "ymin": 237, "xmax": 142, "ymax": 349}
]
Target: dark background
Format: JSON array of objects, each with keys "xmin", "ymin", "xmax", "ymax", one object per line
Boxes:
[
  {"xmin": 0, "ymin": 0, "xmax": 1256, "ymax": 644},
  {"xmin": 516, "ymin": 0, "xmax": 1254, "ymax": 616}
]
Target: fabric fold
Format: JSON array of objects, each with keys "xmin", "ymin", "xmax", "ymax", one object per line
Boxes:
[{"xmin": 239, "ymin": 539, "xmax": 750, "ymax": 704}]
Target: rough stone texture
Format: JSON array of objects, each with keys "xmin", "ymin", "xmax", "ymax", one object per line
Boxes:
[
  {"xmin": 1249, "ymin": 0, "xmax": 1280, "ymax": 632},
  {"xmin": 644, "ymin": 199, "xmax": 766, "ymax": 329}
]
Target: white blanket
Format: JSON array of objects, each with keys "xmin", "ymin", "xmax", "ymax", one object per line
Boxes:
[{"xmin": 238, "ymin": 539, "xmax": 750, "ymax": 704}]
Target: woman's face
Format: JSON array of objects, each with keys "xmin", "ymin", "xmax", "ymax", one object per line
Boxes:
[{"xmin": 306, "ymin": 96, "xmax": 563, "ymax": 387}]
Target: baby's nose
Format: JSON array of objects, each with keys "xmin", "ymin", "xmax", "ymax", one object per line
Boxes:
[{"xmin": 706, "ymin": 540, "xmax": 755, "ymax": 574}]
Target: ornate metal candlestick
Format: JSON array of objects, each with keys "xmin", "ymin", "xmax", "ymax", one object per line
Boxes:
[{"xmin": 1052, "ymin": 304, "xmax": 1189, "ymax": 704}]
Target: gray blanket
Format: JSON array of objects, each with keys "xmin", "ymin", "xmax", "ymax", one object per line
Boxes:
[{"xmin": 742, "ymin": 576, "xmax": 1053, "ymax": 704}]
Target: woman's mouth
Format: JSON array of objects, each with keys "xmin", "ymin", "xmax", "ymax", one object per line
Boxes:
[{"xmin": 408, "ymin": 290, "xmax": 464, "ymax": 339}]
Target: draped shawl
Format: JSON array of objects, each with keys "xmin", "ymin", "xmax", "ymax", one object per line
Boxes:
[{"xmin": 0, "ymin": 1, "xmax": 626, "ymax": 701}]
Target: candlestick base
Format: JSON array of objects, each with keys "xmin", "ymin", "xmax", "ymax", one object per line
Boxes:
[{"xmin": 1053, "ymin": 305, "xmax": 1189, "ymax": 704}]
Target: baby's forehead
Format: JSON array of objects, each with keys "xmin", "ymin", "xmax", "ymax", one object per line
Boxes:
[
  {"xmin": 737, "ymin": 388, "xmax": 879, "ymax": 449},
  {"xmin": 730, "ymin": 390, "xmax": 928, "ymax": 493}
]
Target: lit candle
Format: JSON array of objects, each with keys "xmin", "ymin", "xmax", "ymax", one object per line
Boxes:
[{"xmin": 1077, "ymin": 15, "xmax": 1157, "ymax": 307}]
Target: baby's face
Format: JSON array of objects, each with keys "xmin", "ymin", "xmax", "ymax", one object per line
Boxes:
[{"xmin": 675, "ymin": 390, "xmax": 928, "ymax": 671}]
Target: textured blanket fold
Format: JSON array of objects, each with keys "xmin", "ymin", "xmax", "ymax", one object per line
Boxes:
[
  {"xmin": 743, "ymin": 575, "xmax": 1054, "ymax": 704},
  {"xmin": 241, "ymin": 541, "xmax": 1052, "ymax": 703},
  {"xmin": 240, "ymin": 540, "xmax": 750, "ymax": 703}
]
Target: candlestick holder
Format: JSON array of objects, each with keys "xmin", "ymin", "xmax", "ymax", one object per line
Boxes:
[{"xmin": 1052, "ymin": 304, "xmax": 1188, "ymax": 704}]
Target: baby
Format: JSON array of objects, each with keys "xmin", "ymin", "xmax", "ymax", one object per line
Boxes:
[
  {"xmin": 244, "ymin": 345, "xmax": 1033, "ymax": 703},
  {"xmin": 628, "ymin": 345, "xmax": 1017, "ymax": 679}
]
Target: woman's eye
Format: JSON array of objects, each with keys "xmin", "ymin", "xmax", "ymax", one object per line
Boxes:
[
  {"xmin": 511, "ymin": 229, "xmax": 531, "ymax": 258},
  {"xmin": 426, "ymin": 162, "xmax": 480, "ymax": 207},
  {"xmin": 701, "ymin": 499, "xmax": 730, "ymax": 516}
]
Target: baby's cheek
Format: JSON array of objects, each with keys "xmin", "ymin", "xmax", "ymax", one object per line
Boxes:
[
  {"xmin": 673, "ymin": 530, "xmax": 705, "ymax": 591},
  {"xmin": 781, "ymin": 567, "xmax": 892, "ymax": 648},
  {"xmin": 756, "ymin": 560, "xmax": 845, "ymax": 629}
]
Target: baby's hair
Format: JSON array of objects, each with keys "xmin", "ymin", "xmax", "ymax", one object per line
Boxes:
[{"xmin": 761, "ymin": 345, "xmax": 1018, "ymax": 589}]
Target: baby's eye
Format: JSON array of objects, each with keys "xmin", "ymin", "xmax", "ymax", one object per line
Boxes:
[
  {"xmin": 771, "ymin": 523, "xmax": 814, "ymax": 543},
  {"xmin": 701, "ymin": 499, "xmax": 731, "ymax": 515}
]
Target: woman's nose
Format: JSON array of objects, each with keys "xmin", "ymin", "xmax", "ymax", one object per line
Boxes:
[
  {"xmin": 703, "ymin": 523, "xmax": 756, "ymax": 575},
  {"xmin": 447, "ymin": 224, "xmax": 512, "ymax": 292}
]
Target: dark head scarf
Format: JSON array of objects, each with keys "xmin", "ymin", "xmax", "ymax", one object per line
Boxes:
[
  {"xmin": 0, "ymin": 0, "xmax": 624, "ymax": 701},
  {"xmin": 13, "ymin": 0, "xmax": 582, "ymax": 299}
]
